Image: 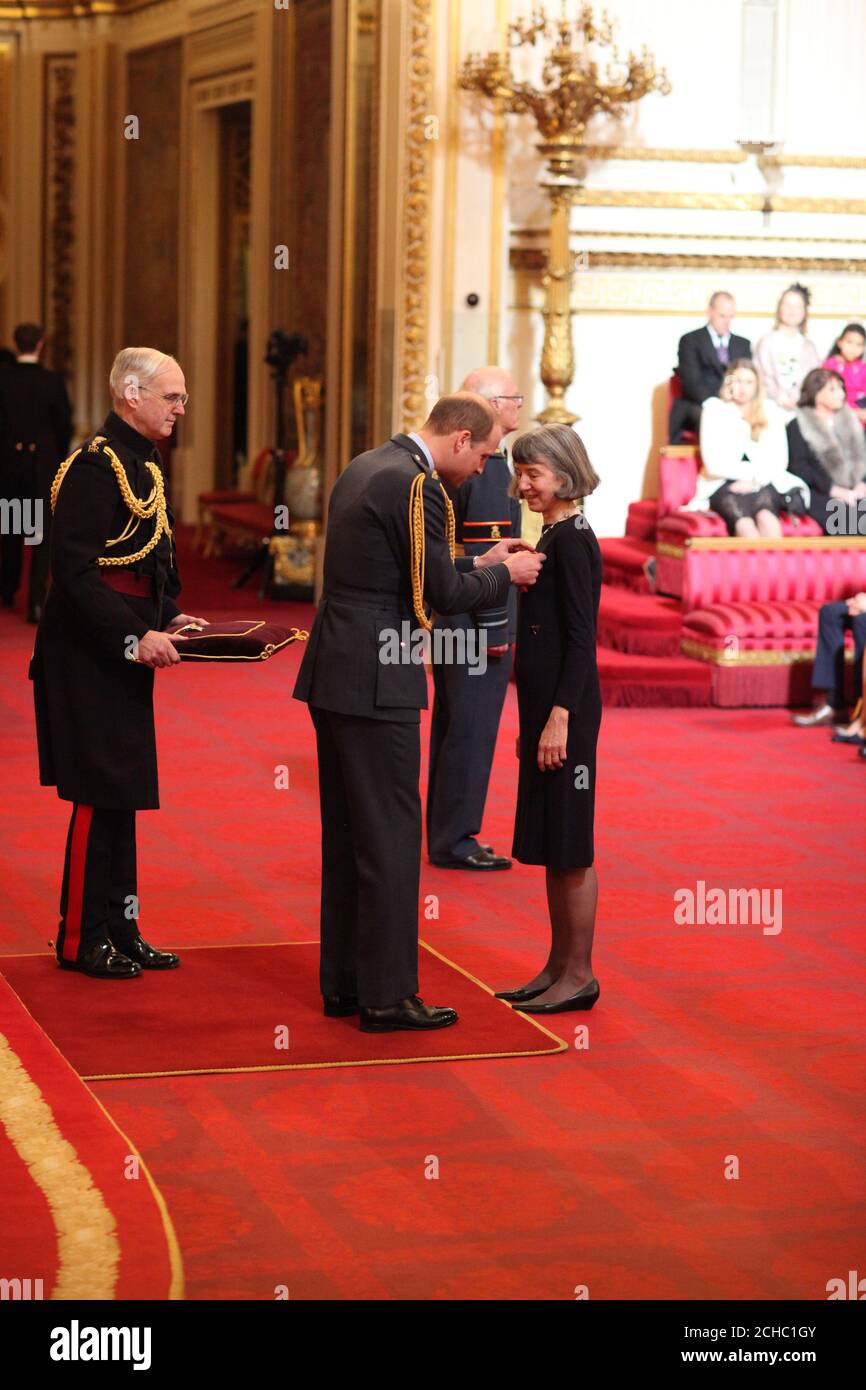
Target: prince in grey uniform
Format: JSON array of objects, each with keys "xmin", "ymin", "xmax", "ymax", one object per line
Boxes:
[{"xmin": 293, "ymin": 394, "xmax": 543, "ymax": 1032}]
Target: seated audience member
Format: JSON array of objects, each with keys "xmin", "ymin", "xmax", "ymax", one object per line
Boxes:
[
  {"xmin": 787, "ymin": 368, "xmax": 866, "ymax": 533},
  {"xmin": 669, "ymin": 291, "xmax": 751, "ymax": 443},
  {"xmin": 754, "ymin": 284, "xmax": 820, "ymax": 417},
  {"xmin": 792, "ymin": 592, "xmax": 866, "ymax": 742},
  {"xmin": 824, "ymin": 323, "xmax": 866, "ymax": 426},
  {"xmin": 691, "ymin": 359, "xmax": 806, "ymax": 537}
]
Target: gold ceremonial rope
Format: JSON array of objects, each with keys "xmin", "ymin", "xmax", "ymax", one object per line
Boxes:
[
  {"xmin": 50, "ymin": 436, "xmax": 172, "ymax": 567},
  {"xmin": 409, "ymin": 470, "xmax": 455, "ymax": 630}
]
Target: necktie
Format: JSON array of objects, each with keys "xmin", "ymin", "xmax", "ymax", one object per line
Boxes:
[{"xmin": 717, "ymin": 339, "xmax": 729, "ymax": 366}]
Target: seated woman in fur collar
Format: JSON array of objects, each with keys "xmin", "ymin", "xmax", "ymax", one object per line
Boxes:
[{"xmin": 787, "ymin": 367, "xmax": 866, "ymax": 533}]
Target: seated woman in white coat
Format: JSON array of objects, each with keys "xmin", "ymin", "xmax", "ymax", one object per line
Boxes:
[{"xmin": 690, "ymin": 358, "xmax": 808, "ymax": 537}]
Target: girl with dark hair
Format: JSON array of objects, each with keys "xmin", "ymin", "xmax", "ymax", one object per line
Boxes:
[
  {"xmin": 824, "ymin": 323, "xmax": 866, "ymax": 425},
  {"xmin": 754, "ymin": 284, "xmax": 821, "ymax": 416},
  {"xmin": 787, "ymin": 367, "xmax": 866, "ymax": 533}
]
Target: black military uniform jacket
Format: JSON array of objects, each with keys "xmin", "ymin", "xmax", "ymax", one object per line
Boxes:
[
  {"xmin": 293, "ymin": 434, "xmax": 511, "ymax": 721},
  {"xmin": 30, "ymin": 411, "xmax": 182, "ymax": 809},
  {"xmin": 0, "ymin": 359, "xmax": 72, "ymax": 498},
  {"xmin": 447, "ymin": 448, "xmax": 521, "ymax": 645}
]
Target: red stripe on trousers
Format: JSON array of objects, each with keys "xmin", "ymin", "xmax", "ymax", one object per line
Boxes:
[{"xmin": 63, "ymin": 804, "xmax": 94, "ymax": 962}]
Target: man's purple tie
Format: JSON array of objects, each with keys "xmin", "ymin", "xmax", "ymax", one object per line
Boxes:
[{"xmin": 717, "ymin": 340, "xmax": 729, "ymax": 366}]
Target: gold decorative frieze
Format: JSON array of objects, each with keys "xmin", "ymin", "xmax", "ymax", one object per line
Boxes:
[
  {"xmin": 518, "ymin": 227, "xmax": 866, "ymax": 247},
  {"xmin": 190, "ymin": 73, "xmax": 256, "ymax": 111},
  {"xmin": 511, "ymin": 248, "xmax": 866, "ymax": 274},
  {"xmin": 400, "ymin": 0, "xmax": 434, "ymax": 429},
  {"xmin": 580, "ymin": 145, "xmax": 866, "ymax": 171}
]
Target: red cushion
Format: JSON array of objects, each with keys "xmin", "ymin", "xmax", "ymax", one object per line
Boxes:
[{"xmin": 682, "ymin": 600, "xmax": 821, "ymax": 651}]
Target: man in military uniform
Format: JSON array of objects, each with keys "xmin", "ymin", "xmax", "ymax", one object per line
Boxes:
[
  {"xmin": 427, "ymin": 367, "xmax": 524, "ymax": 869},
  {"xmin": 30, "ymin": 347, "xmax": 206, "ymax": 979},
  {"xmin": 293, "ymin": 393, "xmax": 543, "ymax": 1032},
  {"xmin": 0, "ymin": 323, "xmax": 72, "ymax": 621}
]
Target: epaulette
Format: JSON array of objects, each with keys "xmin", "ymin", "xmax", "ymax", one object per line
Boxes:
[{"xmin": 49, "ymin": 433, "xmax": 171, "ymax": 567}]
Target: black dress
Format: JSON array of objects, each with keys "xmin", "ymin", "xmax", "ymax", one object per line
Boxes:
[{"xmin": 512, "ymin": 514, "xmax": 602, "ymax": 869}]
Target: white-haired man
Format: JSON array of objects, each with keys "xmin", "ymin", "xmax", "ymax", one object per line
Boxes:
[
  {"xmin": 426, "ymin": 366, "xmax": 524, "ymax": 870},
  {"xmin": 30, "ymin": 347, "xmax": 207, "ymax": 978}
]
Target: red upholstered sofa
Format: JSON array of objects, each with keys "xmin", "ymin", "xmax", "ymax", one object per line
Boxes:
[
  {"xmin": 652, "ymin": 448, "xmax": 866, "ymax": 706},
  {"xmin": 654, "ymin": 447, "xmax": 822, "ymax": 600}
]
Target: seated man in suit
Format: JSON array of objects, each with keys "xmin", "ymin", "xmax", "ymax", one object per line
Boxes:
[
  {"xmin": 670, "ymin": 292, "xmax": 751, "ymax": 444},
  {"xmin": 792, "ymin": 592, "xmax": 866, "ymax": 739}
]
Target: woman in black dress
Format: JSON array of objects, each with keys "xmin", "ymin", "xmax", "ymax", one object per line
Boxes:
[{"xmin": 495, "ymin": 424, "xmax": 603, "ymax": 1014}]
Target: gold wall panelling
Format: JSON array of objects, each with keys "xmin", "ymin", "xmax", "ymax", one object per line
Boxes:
[
  {"xmin": 568, "ymin": 189, "xmax": 866, "ymax": 215},
  {"xmin": 510, "ymin": 271, "xmax": 866, "ymax": 318},
  {"xmin": 186, "ymin": 14, "xmax": 257, "ymax": 78},
  {"xmin": 399, "ymin": 0, "xmax": 434, "ymax": 430},
  {"xmin": 511, "ymin": 249, "xmax": 866, "ymax": 274},
  {"xmin": 42, "ymin": 54, "xmax": 77, "ymax": 383}
]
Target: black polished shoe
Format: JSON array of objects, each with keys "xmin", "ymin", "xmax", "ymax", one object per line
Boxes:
[
  {"xmin": 113, "ymin": 935, "xmax": 180, "ymax": 970},
  {"xmin": 58, "ymin": 940, "xmax": 142, "ymax": 979},
  {"xmin": 430, "ymin": 849, "xmax": 512, "ymax": 871},
  {"xmin": 494, "ymin": 982, "xmax": 551, "ymax": 1003},
  {"xmin": 831, "ymin": 730, "xmax": 866, "ymax": 745},
  {"xmin": 359, "ymin": 995, "xmax": 458, "ymax": 1033},
  {"xmin": 323, "ymin": 993, "xmax": 359, "ymax": 1017},
  {"xmin": 514, "ymin": 979, "xmax": 600, "ymax": 1014}
]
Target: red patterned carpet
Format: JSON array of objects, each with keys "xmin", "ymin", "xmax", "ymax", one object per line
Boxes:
[{"xmin": 0, "ymin": 536, "xmax": 864, "ymax": 1299}]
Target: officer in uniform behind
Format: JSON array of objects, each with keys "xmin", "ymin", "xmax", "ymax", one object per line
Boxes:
[
  {"xmin": 0, "ymin": 323, "xmax": 72, "ymax": 621},
  {"xmin": 427, "ymin": 366, "xmax": 525, "ymax": 869},
  {"xmin": 293, "ymin": 393, "xmax": 544, "ymax": 1033},
  {"xmin": 31, "ymin": 346, "xmax": 207, "ymax": 979}
]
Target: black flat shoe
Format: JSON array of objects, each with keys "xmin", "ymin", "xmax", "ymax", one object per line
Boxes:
[
  {"xmin": 494, "ymin": 983, "xmax": 551, "ymax": 1002},
  {"xmin": 58, "ymin": 940, "xmax": 142, "ymax": 979},
  {"xmin": 429, "ymin": 849, "xmax": 512, "ymax": 871},
  {"xmin": 514, "ymin": 980, "xmax": 600, "ymax": 1014},
  {"xmin": 860, "ymin": 746, "xmax": 866, "ymax": 760},
  {"xmin": 831, "ymin": 730, "xmax": 866, "ymax": 745},
  {"xmin": 323, "ymin": 993, "xmax": 359, "ymax": 1017},
  {"xmin": 360, "ymin": 995, "xmax": 458, "ymax": 1033},
  {"xmin": 113, "ymin": 936, "xmax": 180, "ymax": 970}
]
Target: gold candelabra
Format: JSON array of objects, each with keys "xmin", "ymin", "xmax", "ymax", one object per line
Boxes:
[{"xmin": 459, "ymin": 3, "xmax": 670, "ymax": 424}]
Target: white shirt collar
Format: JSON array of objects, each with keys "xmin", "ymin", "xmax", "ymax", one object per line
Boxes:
[
  {"xmin": 707, "ymin": 325, "xmax": 730, "ymax": 348},
  {"xmin": 407, "ymin": 432, "xmax": 434, "ymax": 472}
]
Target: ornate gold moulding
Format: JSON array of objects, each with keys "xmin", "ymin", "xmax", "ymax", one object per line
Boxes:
[
  {"xmin": 582, "ymin": 145, "xmax": 866, "ymax": 171},
  {"xmin": 0, "ymin": 0, "xmax": 157, "ymax": 16},
  {"xmin": 511, "ymin": 249, "xmax": 866, "ymax": 274}
]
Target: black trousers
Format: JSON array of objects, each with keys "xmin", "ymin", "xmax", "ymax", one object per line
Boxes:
[
  {"xmin": 56, "ymin": 805, "xmax": 139, "ymax": 962},
  {"xmin": 811, "ymin": 601, "xmax": 866, "ymax": 707},
  {"xmin": 311, "ymin": 707, "xmax": 421, "ymax": 1007},
  {"xmin": 427, "ymin": 643, "xmax": 512, "ymax": 861}
]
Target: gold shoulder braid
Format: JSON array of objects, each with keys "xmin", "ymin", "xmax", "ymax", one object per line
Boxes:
[
  {"xmin": 50, "ymin": 437, "xmax": 171, "ymax": 567},
  {"xmin": 409, "ymin": 468, "xmax": 456, "ymax": 630}
]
